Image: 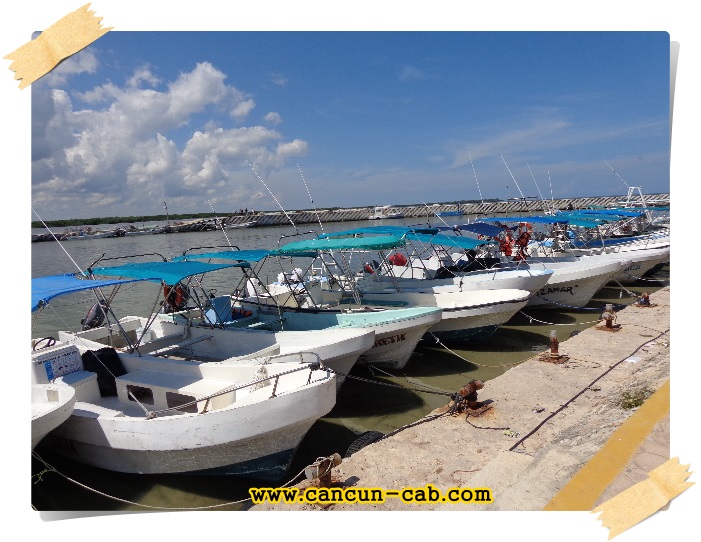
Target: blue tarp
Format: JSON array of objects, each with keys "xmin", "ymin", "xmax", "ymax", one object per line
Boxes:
[
  {"xmin": 91, "ymin": 260, "xmax": 244, "ymax": 284},
  {"xmin": 32, "ymin": 274, "xmax": 150, "ymax": 311}
]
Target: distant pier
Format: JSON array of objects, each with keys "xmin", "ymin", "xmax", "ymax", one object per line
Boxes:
[{"xmin": 32, "ymin": 193, "xmax": 670, "ymax": 242}]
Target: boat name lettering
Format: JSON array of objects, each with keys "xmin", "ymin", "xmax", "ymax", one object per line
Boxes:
[
  {"xmin": 538, "ymin": 286, "xmax": 575, "ymax": 296},
  {"xmin": 372, "ymin": 333, "xmax": 407, "ymax": 348}
]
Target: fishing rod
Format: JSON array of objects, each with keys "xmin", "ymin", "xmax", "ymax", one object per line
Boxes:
[
  {"xmin": 527, "ymin": 163, "xmax": 550, "ymax": 213},
  {"xmin": 32, "ymin": 207, "xmax": 85, "ymax": 274},
  {"xmin": 604, "ymin": 160, "xmax": 630, "ymax": 189},
  {"xmin": 246, "ymin": 160, "xmax": 298, "ymax": 232},
  {"xmin": 468, "ymin": 151, "xmax": 484, "ymax": 205},
  {"xmin": 297, "ymin": 163, "xmax": 324, "ymax": 232},
  {"xmin": 207, "ymin": 199, "xmax": 234, "ymax": 248},
  {"xmin": 31, "ymin": 208, "xmax": 132, "ymax": 347},
  {"xmin": 501, "ymin": 155, "xmax": 528, "ymax": 203},
  {"xmin": 420, "ymin": 200, "xmax": 453, "ymax": 230}
]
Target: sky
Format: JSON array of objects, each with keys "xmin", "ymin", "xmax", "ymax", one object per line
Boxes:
[
  {"xmin": 27, "ymin": 29, "xmax": 671, "ymax": 220},
  {"xmin": 4, "ymin": 2, "xmax": 699, "ymax": 541}
]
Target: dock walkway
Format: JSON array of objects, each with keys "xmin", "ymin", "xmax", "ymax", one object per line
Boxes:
[{"xmin": 253, "ymin": 287, "xmax": 671, "ymax": 513}]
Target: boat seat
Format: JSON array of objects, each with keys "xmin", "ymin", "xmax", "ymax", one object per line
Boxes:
[
  {"xmin": 147, "ymin": 334, "xmax": 214, "ymax": 357},
  {"xmin": 72, "ymin": 402, "xmax": 125, "ymax": 418},
  {"xmin": 115, "ymin": 369, "xmax": 236, "ymax": 413}
]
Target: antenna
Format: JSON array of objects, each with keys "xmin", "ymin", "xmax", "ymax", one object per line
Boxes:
[{"xmin": 246, "ymin": 160, "xmax": 297, "ymax": 231}]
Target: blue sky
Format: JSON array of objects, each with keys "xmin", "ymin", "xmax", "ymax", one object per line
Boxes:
[{"xmin": 27, "ymin": 29, "xmax": 670, "ymax": 220}]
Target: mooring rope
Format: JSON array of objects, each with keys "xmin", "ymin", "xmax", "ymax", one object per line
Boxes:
[
  {"xmin": 427, "ymin": 333, "xmax": 532, "ymax": 368},
  {"xmin": 335, "ymin": 367, "xmax": 456, "ymax": 398},
  {"xmin": 518, "ymin": 311, "xmax": 604, "ymax": 327},
  {"xmin": 32, "ymin": 450, "xmax": 318, "ymax": 511}
]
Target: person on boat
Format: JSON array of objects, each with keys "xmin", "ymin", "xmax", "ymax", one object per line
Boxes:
[
  {"xmin": 638, "ymin": 292, "xmax": 651, "ymax": 306},
  {"xmin": 512, "ymin": 222, "xmax": 532, "ymax": 261},
  {"xmin": 497, "ymin": 231, "xmax": 514, "ymax": 257}
]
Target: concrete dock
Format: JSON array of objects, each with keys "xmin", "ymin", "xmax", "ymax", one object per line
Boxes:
[{"xmin": 253, "ymin": 287, "xmax": 672, "ymax": 514}]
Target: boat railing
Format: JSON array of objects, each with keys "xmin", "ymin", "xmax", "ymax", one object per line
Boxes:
[{"xmin": 134, "ymin": 353, "xmax": 329, "ymax": 419}]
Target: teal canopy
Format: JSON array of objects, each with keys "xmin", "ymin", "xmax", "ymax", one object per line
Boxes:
[
  {"xmin": 32, "ymin": 274, "xmax": 150, "ymax": 312},
  {"xmin": 91, "ymin": 260, "xmax": 245, "ymax": 285},
  {"xmin": 319, "ymin": 225, "xmax": 439, "ymax": 238},
  {"xmin": 278, "ymin": 235, "xmax": 405, "ymax": 253},
  {"xmin": 177, "ymin": 249, "xmax": 273, "ymax": 263}
]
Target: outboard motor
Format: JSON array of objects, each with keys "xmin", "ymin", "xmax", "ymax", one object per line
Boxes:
[{"xmin": 81, "ymin": 300, "xmax": 109, "ymax": 330}]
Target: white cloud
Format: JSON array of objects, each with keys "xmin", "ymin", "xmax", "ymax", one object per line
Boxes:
[
  {"xmin": 270, "ymin": 73, "xmax": 288, "ymax": 86},
  {"xmin": 264, "ymin": 112, "xmax": 282, "ymax": 125},
  {"xmin": 32, "ymin": 62, "xmax": 309, "ymax": 218}
]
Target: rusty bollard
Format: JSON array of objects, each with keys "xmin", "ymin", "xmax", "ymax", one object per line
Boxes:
[
  {"xmin": 549, "ymin": 329, "xmax": 560, "ymax": 358},
  {"xmin": 305, "ymin": 453, "xmax": 342, "ymax": 488}
]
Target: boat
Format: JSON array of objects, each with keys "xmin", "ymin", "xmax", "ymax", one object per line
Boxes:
[
  {"xmin": 225, "ymin": 220, "xmax": 258, "ymax": 229},
  {"xmin": 369, "ymin": 205, "xmax": 405, "ymax": 220},
  {"xmin": 359, "ymin": 222, "xmax": 626, "ymax": 310},
  {"xmin": 31, "ymin": 380, "xmax": 76, "ymax": 449},
  {"xmin": 31, "ymin": 273, "xmax": 338, "ymax": 479},
  {"xmin": 73, "ymin": 260, "xmax": 376, "ymax": 388},
  {"xmin": 175, "ymin": 248, "xmax": 443, "ymax": 369},
  {"xmin": 264, "ymin": 233, "xmax": 533, "ymax": 344}
]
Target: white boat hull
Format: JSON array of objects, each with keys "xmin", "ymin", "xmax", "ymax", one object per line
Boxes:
[
  {"xmin": 45, "ymin": 382, "xmax": 334, "ymax": 477},
  {"xmin": 355, "ymin": 289, "xmax": 531, "ymax": 342},
  {"xmin": 31, "ymin": 383, "xmax": 76, "ymax": 449},
  {"xmin": 33, "ymin": 343, "xmax": 336, "ymax": 478},
  {"xmin": 518, "ymin": 259, "xmax": 624, "ymax": 308}
]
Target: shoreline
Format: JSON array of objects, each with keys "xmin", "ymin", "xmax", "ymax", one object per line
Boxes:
[{"xmin": 252, "ymin": 287, "xmax": 671, "ymax": 512}]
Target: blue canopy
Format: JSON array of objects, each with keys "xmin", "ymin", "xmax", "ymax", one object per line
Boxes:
[
  {"xmin": 437, "ymin": 223, "xmax": 509, "ymax": 237},
  {"xmin": 278, "ymin": 235, "xmax": 405, "ymax": 253},
  {"xmin": 407, "ymin": 233, "xmax": 488, "ymax": 250},
  {"xmin": 91, "ymin": 260, "xmax": 245, "ymax": 284},
  {"xmin": 568, "ymin": 209, "xmax": 646, "ymax": 218},
  {"xmin": 319, "ymin": 225, "xmax": 438, "ymax": 238},
  {"xmin": 32, "ymin": 274, "xmax": 150, "ymax": 312},
  {"xmin": 481, "ymin": 216, "xmax": 571, "ymax": 225}
]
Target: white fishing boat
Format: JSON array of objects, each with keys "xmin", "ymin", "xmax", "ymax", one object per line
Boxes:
[
  {"xmin": 369, "ymin": 205, "xmax": 405, "ymax": 220},
  {"xmin": 268, "ymin": 234, "xmax": 533, "ymax": 343},
  {"xmin": 31, "ymin": 380, "xmax": 76, "ymax": 449},
  {"xmin": 175, "ymin": 248, "xmax": 443, "ymax": 369},
  {"xmin": 71, "ymin": 260, "xmax": 376, "ymax": 388},
  {"xmin": 31, "ymin": 274, "xmax": 338, "ymax": 479},
  {"xmin": 346, "ymin": 223, "xmax": 626, "ymax": 310}
]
